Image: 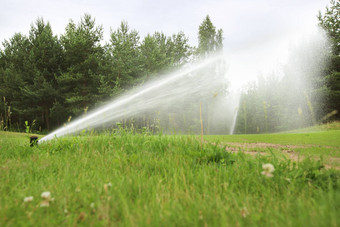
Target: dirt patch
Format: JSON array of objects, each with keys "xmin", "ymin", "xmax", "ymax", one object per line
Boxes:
[
  {"xmin": 223, "ymin": 142, "xmax": 340, "ymax": 170},
  {"xmin": 226, "ymin": 142, "xmax": 312, "ymax": 149}
]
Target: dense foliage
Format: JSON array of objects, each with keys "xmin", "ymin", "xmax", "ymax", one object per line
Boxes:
[
  {"xmin": 318, "ymin": 0, "xmax": 340, "ymax": 121},
  {"xmin": 0, "ymin": 15, "xmax": 199, "ymax": 132}
]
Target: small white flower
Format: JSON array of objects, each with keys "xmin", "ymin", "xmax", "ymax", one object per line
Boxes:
[
  {"xmin": 107, "ymin": 182, "xmax": 112, "ymax": 188},
  {"xmin": 41, "ymin": 191, "xmax": 51, "ymax": 200},
  {"xmin": 24, "ymin": 196, "xmax": 34, "ymax": 203},
  {"xmin": 90, "ymin": 202, "xmax": 95, "ymax": 208},
  {"xmin": 261, "ymin": 163, "xmax": 275, "ymax": 177},
  {"xmin": 262, "ymin": 163, "xmax": 275, "ymax": 172}
]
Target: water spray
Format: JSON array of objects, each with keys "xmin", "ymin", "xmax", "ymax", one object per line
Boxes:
[
  {"xmin": 38, "ymin": 26, "xmax": 328, "ymax": 142},
  {"xmin": 40, "ymin": 53, "xmax": 231, "ymax": 142}
]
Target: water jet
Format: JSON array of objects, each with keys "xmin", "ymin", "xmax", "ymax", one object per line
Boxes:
[{"xmin": 39, "ymin": 26, "xmax": 328, "ymax": 141}]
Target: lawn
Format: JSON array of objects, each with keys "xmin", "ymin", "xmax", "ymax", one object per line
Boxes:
[
  {"xmin": 0, "ymin": 127, "xmax": 339, "ymax": 226},
  {"xmin": 205, "ymin": 122, "xmax": 340, "ymax": 169}
]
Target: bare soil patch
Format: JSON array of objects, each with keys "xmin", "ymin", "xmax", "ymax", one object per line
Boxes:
[{"xmin": 223, "ymin": 142, "xmax": 340, "ymax": 170}]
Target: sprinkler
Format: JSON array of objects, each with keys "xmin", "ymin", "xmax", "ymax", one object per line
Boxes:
[{"xmin": 30, "ymin": 136, "xmax": 38, "ymax": 147}]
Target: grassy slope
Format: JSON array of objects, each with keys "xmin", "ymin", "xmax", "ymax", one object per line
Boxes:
[
  {"xmin": 0, "ymin": 128, "xmax": 339, "ymax": 226},
  {"xmin": 205, "ymin": 123, "xmax": 340, "ymax": 169},
  {"xmin": 206, "ymin": 130, "xmax": 340, "ymax": 146},
  {"xmin": 206, "ymin": 122, "xmax": 340, "ymax": 147}
]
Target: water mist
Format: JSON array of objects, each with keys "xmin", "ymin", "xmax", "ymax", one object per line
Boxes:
[
  {"xmin": 40, "ymin": 53, "xmax": 233, "ymax": 142},
  {"xmin": 40, "ymin": 26, "xmax": 329, "ymax": 142}
]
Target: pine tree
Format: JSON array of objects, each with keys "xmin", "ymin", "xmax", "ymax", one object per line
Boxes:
[
  {"xmin": 196, "ymin": 15, "xmax": 227, "ymax": 134},
  {"xmin": 166, "ymin": 32, "xmax": 192, "ymax": 66},
  {"xmin": 0, "ymin": 33, "xmax": 31, "ymax": 130},
  {"xmin": 140, "ymin": 33, "xmax": 168, "ymax": 79},
  {"xmin": 197, "ymin": 15, "xmax": 223, "ymax": 57},
  {"xmin": 58, "ymin": 14, "xmax": 104, "ymax": 117},
  {"xmin": 21, "ymin": 18, "xmax": 62, "ymax": 130},
  {"xmin": 100, "ymin": 21, "xmax": 141, "ymax": 96},
  {"xmin": 318, "ymin": 0, "xmax": 340, "ymax": 120}
]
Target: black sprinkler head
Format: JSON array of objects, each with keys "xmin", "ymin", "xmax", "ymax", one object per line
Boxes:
[{"xmin": 30, "ymin": 136, "xmax": 38, "ymax": 147}]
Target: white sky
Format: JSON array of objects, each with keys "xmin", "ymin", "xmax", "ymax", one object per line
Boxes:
[
  {"xmin": 0, "ymin": 0, "xmax": 331, "ymax": 89},
  {"xmin": 0, "ymin": 0, "xmax": 330, "ymax": 48}
]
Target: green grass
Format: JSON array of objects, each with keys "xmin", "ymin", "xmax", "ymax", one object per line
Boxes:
[
  {"xmin": 0, "ymin": 128, "xmax": 340, "ymax": 226},
  {"xmin": 206, "ymin": 130, "xmax": 340, "ymax": 147},
  {"xmin": 205, "ymin": 124, "xmax": 340, "ymax": 169}
]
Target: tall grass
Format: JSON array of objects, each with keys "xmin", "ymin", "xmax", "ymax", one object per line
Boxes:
[{"xmin": 0, "ymin": 130, "xmax": 339, "ymax": 226}]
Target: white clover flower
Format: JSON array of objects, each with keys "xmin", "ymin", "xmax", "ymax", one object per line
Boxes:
[
  {"xmin": 261, "ymin": 163, "xmax": 275, "ymax": 177},
  {"xmin": 24, "ymin": 196, "xmax": 34, "ymax": 203},
  {"xmin": 262, "ymin": 163, "xmax": 275, "ymax": 172},
  {"xmin": 90, "ymin": 202, "xmax": 95, "ymax": 208},
  {"xmin": 41, "ymin": 191, "xmax": 51, "ymax": 200},
  {"xmin": 107, "ymin": 182, "xmax": 112, "ymax": 188}
]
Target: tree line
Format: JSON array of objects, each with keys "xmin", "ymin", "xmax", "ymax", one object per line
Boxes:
[{"xmin": 0, "ymin": 14, "xmax": 223, "ymax": 132}]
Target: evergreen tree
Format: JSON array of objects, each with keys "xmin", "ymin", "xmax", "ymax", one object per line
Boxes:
[
  {"xmin": 58, "ymin": 14, "xmax": 104, "ymax": 117},
  {"xmin": 318, "ymin": 0, "xmax": 340, "ymax": 120},
  {"xmin": 0, "ymin": 33, "xmax": 31, "ymax": 130},
  {"xmin": 197, "ymin": 15, "xmax": 223, "ymax": 57},
  {"xmin": 318, "ymin": 0, "xmax": 340, "ymax": 55},
  {"xmin": 140, "ymin": 33, "xmax": 168, "ymax": 79},
  {"xmin": 140, "ymin": 31, "xmax": 192, "ymax": 79},
  {"xmin": 22, "ymin": 18, "xmax": 62, "ymax": 130},
  {"xmin": 166, "ymin": 32, "xmax": 192, "ymax": 66},
  {"xmin": 99, "ymin": 21, "xmax": 141, "ymax": 97},
  {"xmin": 196, "ymin": 15, "xmax": 227, "ymax": 134}
]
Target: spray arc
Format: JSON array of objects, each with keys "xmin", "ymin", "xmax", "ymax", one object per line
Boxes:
[
  {"xmin": 39, "ymin": 26, "xmax": 328, "ymax": 142},
  {"xmin": 40, "ymin": 54, "xmax": 236, "ymax": 142}
]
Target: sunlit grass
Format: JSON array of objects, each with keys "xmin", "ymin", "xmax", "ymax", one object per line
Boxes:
[
  {"xmin": 0, "ymin": 129, "xmax": 339, "ymax": 226},
  {"xmin": 206, "ymin": 130, "xmax": 340, "ymax": 147}
]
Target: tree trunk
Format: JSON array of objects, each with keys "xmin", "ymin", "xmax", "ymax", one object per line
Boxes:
[{"xmin": 45, "ymin": 108, "xmax": 50, "ymax": 131}]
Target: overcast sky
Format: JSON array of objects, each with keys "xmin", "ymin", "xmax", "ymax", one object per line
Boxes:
[{"xmin": 0, "ymin": 0, "xmax": 331, "ymax": 49}]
